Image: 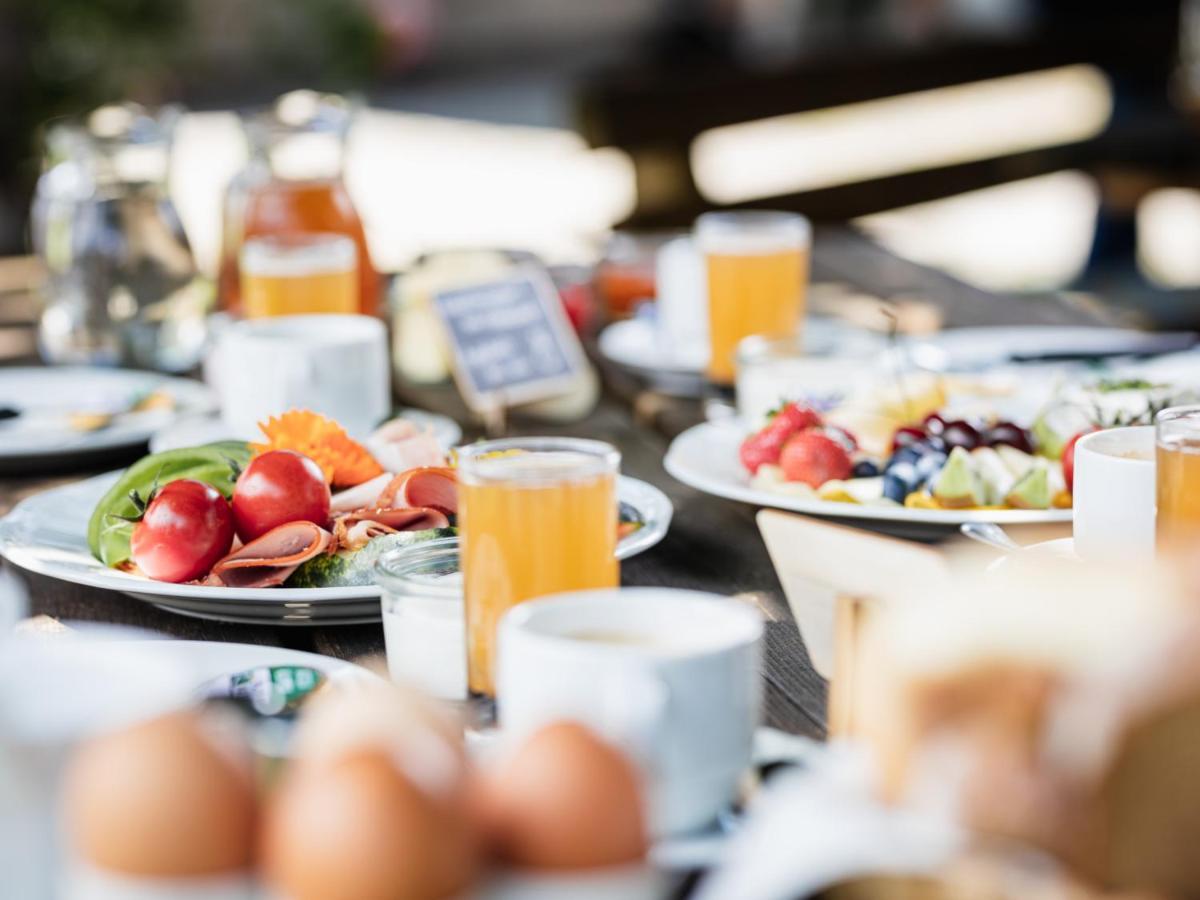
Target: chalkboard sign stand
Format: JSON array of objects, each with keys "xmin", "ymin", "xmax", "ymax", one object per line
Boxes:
[
  {"xmin": 431, "ymin": 265, "xmax": 589, "ymax": 433},
  {"xmin": 481, "ymin": 401, "xmax": 507, "ymax": 437}
]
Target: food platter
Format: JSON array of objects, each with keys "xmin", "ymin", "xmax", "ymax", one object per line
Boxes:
[
  {"xmin": 665, "ymin": 420, "xmax": 1072, "ymax": 539},
  {"xmin": 0, "ymin": 471, "xmax": 674, "ymax": 625}
]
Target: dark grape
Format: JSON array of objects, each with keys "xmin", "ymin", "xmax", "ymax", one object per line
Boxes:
[
  {"xmin": 942, "ymin": 420, "xmax": 981, "ymax": 450},
  {"xmin": 887, "ymin": 445, "xmax": 924, "ymax": 469},
  {"xmin": 922, "ymin": 433, "xmax": 947, "ymax": 453},
  {"xmin": 891, "ymin": 426, "xmax": 926, "ymax": 453},
  {"xmin": 985, "ymin": 422, "xmax": 1033, "ymax": 454},
  {"xmin": 922, "ymin": 413, "xmax": 947, "ymax": 435}
]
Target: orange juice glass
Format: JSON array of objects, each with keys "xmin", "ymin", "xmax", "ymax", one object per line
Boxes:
[
  {"xmin": 240, "ymin": 233, "xmax": 357, "ymax": 318},
  {"xmin": 1156, "ymin": 406, "xmax": 1200, "ymax": 550},
  {"xmin": 696, "ymin": 211, "xmax": 811, "ymax": 385},
  {"xmin": 458, "ymin": 438, "xmax": 620, "ymax": 697}
]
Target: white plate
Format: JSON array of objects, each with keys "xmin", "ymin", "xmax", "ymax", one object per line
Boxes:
[
  {"xmin": 664, "ymin": 420, "xmax": 1073, "ymax": 528},
  {"xmin": 0, "ymin": 368, "xmax": 214, "ymax": 465},
  {"xmin": 150, "ymin": 408, "xmax": 463, "ymax": 455},
  {"xmin": 0, "ymin": 471, "xmax": 673, "ymax": 625},
  {"xmin": 103, "ymin": 637, "xmax": 378, "ymax": 687}
]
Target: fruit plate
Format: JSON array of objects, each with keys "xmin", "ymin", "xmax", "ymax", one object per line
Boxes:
[
  {"xmin": 0, "ymin": 473, "xmax": 673, "ymax": 626},
  {"xmin": 665, "ymin": 420, "xmax": 1072, "ymax": 539}
]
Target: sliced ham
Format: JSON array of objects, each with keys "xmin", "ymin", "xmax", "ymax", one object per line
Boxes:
[
  {"xmin": 376, "ymin": 467, "xmax": 458, "ymax": 515},
  {"xmin": 336, "ymin": 519, "xmax": 396, "ymax": 551},
  {"xmin": 209, "ymin": 522, "xmax": 333, "ymax": 589},
  {"xmin": 367, "ymin": 419, "xmax": 447, "ymax": 474},
  {"xmin": 332, "ymin": 506, "xmax": 451, "ymax": 551},
  {"xmin": 330, "ymin": 473, "xmax": 394, "ymax": 513}
]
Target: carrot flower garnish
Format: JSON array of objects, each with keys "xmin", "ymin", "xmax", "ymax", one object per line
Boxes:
[{"xmin": 251, "ymin": 410, "xmax": 383, "ymax": 488}]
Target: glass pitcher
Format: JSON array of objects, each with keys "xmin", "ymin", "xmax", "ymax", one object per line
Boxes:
[
  {"xmin": 217, "ymin": 90, "xmax": 381, "ymax": 317},
  {"xmin": 32, "ymin": 104, "xmax": 209, "ymax": 372}
]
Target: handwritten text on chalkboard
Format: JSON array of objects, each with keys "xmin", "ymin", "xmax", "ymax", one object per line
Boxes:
[{"xmin": 432, "ymin": 268, "xmax": 585, "ymax": 410}]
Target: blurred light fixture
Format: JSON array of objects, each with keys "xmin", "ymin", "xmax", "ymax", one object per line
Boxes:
[
  {"xmin": 857, "ymin": 171, "xmax": 1098, "ymax": 292},
  {"xmin": 691, "ymin": 65, "xmax": 1112, "ymax": 204},
  {"xmin": 1137, "ymin": 188, "xmax": 1200, "ymax": 288}
]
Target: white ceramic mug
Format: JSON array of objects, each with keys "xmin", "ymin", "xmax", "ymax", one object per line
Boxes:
[
  {"xmin": 1072, "ymin": 426, "xmax": 1156, "ymax": 560},
  {"xmin": 208, "ymin": 314, "xmax": 389, "ymax": 438},
  {"xmin": 496, "ymin": 588, "xmax": 763, "ymax": 837}
]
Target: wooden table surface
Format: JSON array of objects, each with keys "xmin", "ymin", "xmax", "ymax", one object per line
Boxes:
[{"xmin": 0, "ymin": 227, "xmax": 1107, "ymax": 740}]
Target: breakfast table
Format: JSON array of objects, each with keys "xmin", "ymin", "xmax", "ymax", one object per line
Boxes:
[{"xmin": 0, "ymin": 227, "xmax": 1104, "ymax": 739}]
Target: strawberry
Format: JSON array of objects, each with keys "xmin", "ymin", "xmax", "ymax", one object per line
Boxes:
[
  {"xmin": 739, "ymin": 403, "xmax": 822, "ymax": 474},
  {"xmin": 772, "ymin": 402, "xmax": 822, "ymax": 432},
  {"xmin": 739, "ymin": 421, "xmax": 792, "ymax": 474},
  {"xmin": 778, "ymin": 431, "xmax": 853, "ymax": 487}
]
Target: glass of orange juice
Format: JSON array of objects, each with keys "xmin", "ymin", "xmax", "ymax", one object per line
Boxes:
[
  {"xmin": 458, "ymin": 437, "xmax": 620, "ymax": 698},
  {"xmin": 1156, "ymin": 405, "xmax": 1200, "ymax": 550},
  {"xmin": 695, "ymin": 211, "xmax": 811, "ymax": 387},
  {"xmin": 240, "ymin": 233, "xmax": 358, "ymax": 318}
]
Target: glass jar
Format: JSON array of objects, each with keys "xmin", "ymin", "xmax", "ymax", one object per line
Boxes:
[
  {"xmin": 218, "ymin": 91, "xmax": 380, "ymax": 317},
  {"xmin": 32, "ymin": 104, "xmax": 209, "ymax": 372},
  {"xmin": 736, "ymin": 335, "xmax": 875, "ymax": 427},
  {"xmin": 375, "ymin": 537, "xmax": 466, "ymax": 701}
]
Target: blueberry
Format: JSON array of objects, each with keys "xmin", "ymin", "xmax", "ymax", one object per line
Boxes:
[
  {"xmin": 922, "ymin": 434, "xmax": 946, "ymax": 453},
  {"xmin": 882, "ymin": 471, "xmax": 910, "ymax": 503},
  {"xmin": 915, "ymin": 451, "xmax": 947, "ymax": 486},
  {"xmin": 888, "ymin": 445, "xmax": 924, "ymax": 469},
  {"xmin": 852, "ymin": 460, "xmax": 880, "ymax": 478}
]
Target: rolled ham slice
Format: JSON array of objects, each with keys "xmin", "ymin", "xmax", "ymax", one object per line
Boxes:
[
  {"xmin": 376, "ymin": 467, "xmax": 458, "ymax": 516},
  {"xmin": 331, "ymin": 473, "xmax": 394, "ymax": 514},
  {"xmin": 338, "ymin": 506, "xmax": 450, "ymax": 532},
  {"xmin": 209, "ymin": 522, "xmax": 333, "ymax": 589},
  {"xmin": 367, "ymin": 419, "xmax": 447, "ymax": 474}
]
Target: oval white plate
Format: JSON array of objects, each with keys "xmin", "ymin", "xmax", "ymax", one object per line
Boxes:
[
  {"xmin": 0, "ymin": 368, "xmax": 214, "ymax": 463},
  {"xmin": 665, "ymin": 420, "xmax": 1073, "ymax": 527},
  {"xmin": 0, "ymin": 471, "xmax": 673, "ymax": 624},
  {"xmin": 150, "ymin": 408, "xmax": 463, "ymax": 455}
]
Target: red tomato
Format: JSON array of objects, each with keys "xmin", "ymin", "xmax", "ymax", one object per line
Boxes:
[
  {"xmin": 130, "ymin": 480, "xmax": 235, "ymax": 583},
  {"xmin": 1062, "ymin": 427, "xmax": 1098, "ymax": 493},
  {"xmin": 232, "ymin": 450, "xmax": 331, "ymax": 542}
]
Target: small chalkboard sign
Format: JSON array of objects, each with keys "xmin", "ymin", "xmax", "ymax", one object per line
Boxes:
[{"xmin": 432, "ymin": 265, "xmax": 587, "ymax": 415}]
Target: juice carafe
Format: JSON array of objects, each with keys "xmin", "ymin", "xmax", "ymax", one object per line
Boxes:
[{"xmin": 218, "ymin": 91, "xmax": 381, "ymax": 317}]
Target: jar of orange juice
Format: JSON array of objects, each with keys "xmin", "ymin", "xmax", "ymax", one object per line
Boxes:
[{"xmin": 218, "ymin": 91, "xmax": 381, "ymax": 317}]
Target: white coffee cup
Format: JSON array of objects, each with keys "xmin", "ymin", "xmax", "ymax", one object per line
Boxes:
[
  {"xmin": 1072, "ymin": 425, "xmax": 1156, "ymax": 560},
  {"xmin": 208, "ymin": 314, "xmax": 389, "ymax": 438},
  {"xmin": 497, "ymin": 588, "xmax": 762, "ymax": 837}
]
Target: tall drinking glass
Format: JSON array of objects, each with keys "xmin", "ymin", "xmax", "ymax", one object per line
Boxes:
[
  {"xmin": 240, "ymin": 233, "xmax": 358, "ymax": 318},
  {"xmin": 696, "ymin": 211, "xmax": 811, "ymax": 387},
  {"xmin": 458, "ymin": 438, "xmax": 620, "ymax": 698},
  {"xmin": 1156, "ymin": 405, "xmax": 1200, "ymax": 550}
]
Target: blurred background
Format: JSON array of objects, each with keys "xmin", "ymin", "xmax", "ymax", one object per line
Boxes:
[{"xmin": 4, "ymin": 0, "xmax": 1200, "ymax": 328}]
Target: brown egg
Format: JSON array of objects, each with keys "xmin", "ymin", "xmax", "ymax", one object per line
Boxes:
[
  {"xmin": 64, "ymin": 710, "xmax": 256, "ymax": 877},
  {"xmin": 482, "ymin": 721, "xmax": 648, "ymax": 870},
  {"xmin": 262, "ymin": 749, "xmax": 480, "ymax": 900}
]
